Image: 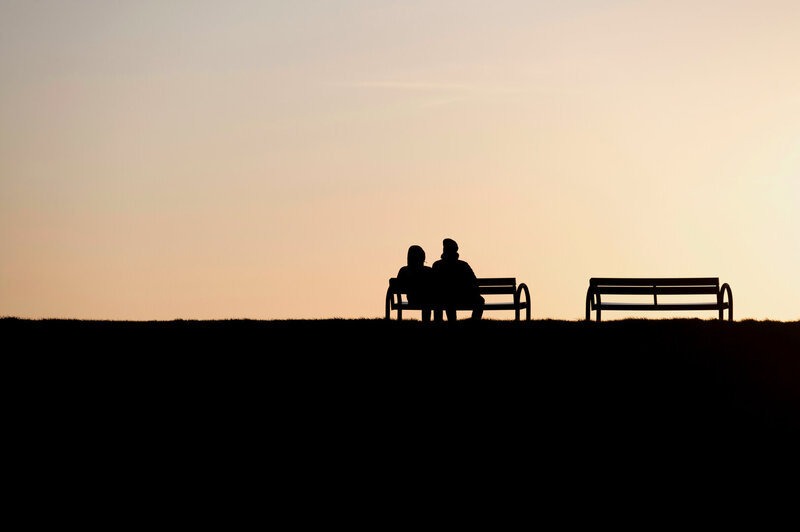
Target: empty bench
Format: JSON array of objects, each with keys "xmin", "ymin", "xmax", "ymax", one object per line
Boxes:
[
  {"xmin": 386, "ymin": 277, "xmax": 531, "ymax": 321},
  {"xmin": 585, "ymin": 277, "xmax": 733, "ymax": 322}
]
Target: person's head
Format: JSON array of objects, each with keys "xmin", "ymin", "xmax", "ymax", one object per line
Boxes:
[
  {"xmin": 442, "ymin": 238, "xmax": 459, "ymax": 260},
  {"xmin": 407, "ymin": 245, "xmax": 425, "ymax": 267}
]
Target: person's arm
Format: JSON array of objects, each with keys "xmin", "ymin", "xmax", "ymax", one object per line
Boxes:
[
  {"xmin": 466, "ymin": 264, "xmax": 476, "ymax": 280},
  {"xmin": 465, "ymin": 263, "xmax": 478, "ymax": 290},
  {"xmin": 397, "ymin": 267, "xmax": 408, "ymax": 288}
]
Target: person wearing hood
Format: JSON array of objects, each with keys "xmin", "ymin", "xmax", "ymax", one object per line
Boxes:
[
  {"xmin": 396, "ymin": 245, "xmax": 436, "ymax": 321},
  {"xmin": 432, "ymin": 238, "xmax": 484, "ymax": 321}
]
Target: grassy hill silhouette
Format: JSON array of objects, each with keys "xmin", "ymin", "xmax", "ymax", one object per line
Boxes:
[{"xmin": 4, "ymin": 317, "xmax": 798, "ymax": 439}]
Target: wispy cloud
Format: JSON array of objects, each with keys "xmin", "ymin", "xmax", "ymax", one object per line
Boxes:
[
  {"xmin": 333, "ymin": 80, "xmax": 522, "ymax": 93},
  {"xmin": 334, "ymin": 81, "xmax": 476, "ymax": 91},
  {"xmin": 329, "ymin": 80, "xmax": 525, "ymax": 108}
]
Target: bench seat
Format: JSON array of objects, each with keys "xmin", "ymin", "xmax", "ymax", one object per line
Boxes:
[
  {"xmin": 586, "ymin": 277, "xmax": 733, "ymax": 321},
  {"xmin": 386, "ymin": 277, "xmax": 531, "ymax": 321}
]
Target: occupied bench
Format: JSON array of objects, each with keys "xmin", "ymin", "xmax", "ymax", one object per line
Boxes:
[
  {"xmin": 386, "ymin": 277, "xmax": 531, "ymax": 321},
  {"xmin": 585, "ymin": 277, "xmax": 733, "ymax": 322}
]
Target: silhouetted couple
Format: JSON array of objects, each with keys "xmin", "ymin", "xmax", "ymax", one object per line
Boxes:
[{"xmin": 396, "ymin": 238, "xmax": 485, "ymax": 322}]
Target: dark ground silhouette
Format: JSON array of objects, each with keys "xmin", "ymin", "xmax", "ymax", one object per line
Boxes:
[
  {"xmin": 5, "ymin": 317, "xmax": 798, "ymax": 435},
  {"xmin": 4, "ymin": 317, "xmax": 798, "ymax": 499}
]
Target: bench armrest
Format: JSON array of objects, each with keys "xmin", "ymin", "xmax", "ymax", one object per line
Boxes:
[
  {"xmin": 718, "ymin": 283, "xmax": 733, "ymax": 321},
  {"xmin": 515, "ymin": 283, "xmax": 531, "ymax": 321}
]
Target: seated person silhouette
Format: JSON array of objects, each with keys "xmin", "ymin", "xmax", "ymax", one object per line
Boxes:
[
  {"xmin": 396, "ymin": 245, "xmax": 436, "ymax": 322},
  {"xmin": 432, "ymin": 238, "xmax": 484, "ymax": 321}
]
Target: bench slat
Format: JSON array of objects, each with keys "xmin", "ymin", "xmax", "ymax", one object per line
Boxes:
[
  {"xmin": 482, "ymin": 302, "xmax": 522, "ymax": 310},
  {"xmin": 594, "ymin": 286, "xmax": 719, "ymax": 295},
  {"xmin": 390, "ymin": 277, "xmax": 516, "ymax": 288},
  {"xmin": 591, "ymin": 277, "xmax": 719, "ymax": 287},
  {"xmin": 393, "ymin": 302, "xmax": 524, "ymax": 311},
  {"xmin": 477, "ymin": 278, "xmax": 516, "ymax": 286},
  {"xmin": 595, "ymin": 302, "xmax": 729, "ymax": 311},
  {"xmin": 479, "ymin": 286, "xmax": 517, "ymax": 295}
]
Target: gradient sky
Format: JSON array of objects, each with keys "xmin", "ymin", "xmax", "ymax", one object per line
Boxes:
[{"xmin": 2, "ymin": 1, "xmax": 799, "ymax": 320}]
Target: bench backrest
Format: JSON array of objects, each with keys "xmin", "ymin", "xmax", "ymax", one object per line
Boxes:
[
  {"xmin": 590, "ymin": 277, "xmax": 720, "ymax": 295},
  {"xmin": 476, "ymin": 278, "xmax": 518, "ymax": 295},
  {"xmin": 389, "ymin": 277, "xmax": 517, "ymax": 295}
]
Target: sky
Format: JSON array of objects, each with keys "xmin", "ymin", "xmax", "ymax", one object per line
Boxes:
[{"xmin": 1, "ymin": 0, "xmax": 799, "ymax": 320}]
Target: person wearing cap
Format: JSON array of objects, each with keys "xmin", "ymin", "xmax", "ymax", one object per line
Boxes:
[
  {"xmin": 396, "ymin": 245, "xmax": 436, "ymax": 321},
  {"xmin": 432, "ymin": 238, "xmax": 484, "ymax": 321}
]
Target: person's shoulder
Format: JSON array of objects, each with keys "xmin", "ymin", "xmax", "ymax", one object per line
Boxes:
[
  {"xmin": 397, "ymin": 265, "xmax": 409, "ymax": 276},
  {"xmin": 458, "ymin": 260, "xmax": 476, "ymax": 275}
]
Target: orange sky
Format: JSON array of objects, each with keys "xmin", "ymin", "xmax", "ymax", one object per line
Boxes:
[{"xmin": 1, "ymin": 1, "xmax": 799, "ymax": 320}]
